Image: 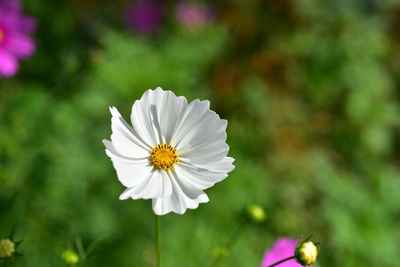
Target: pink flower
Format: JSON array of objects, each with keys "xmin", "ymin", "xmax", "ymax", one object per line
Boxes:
[
  {"xmin": 262, "ymin": 238, "xmax": 309, "ymax": 267},
  {"xmin": 0, "ymin": 0, "xmax": 36, "ymax": 77},
  {"xmin": 124, "ymin": 0, "xmax": 164, "ymax": 36},
  {"xmin": 175, "ymin": 1, "xmax": 214, "ymax": 28}
]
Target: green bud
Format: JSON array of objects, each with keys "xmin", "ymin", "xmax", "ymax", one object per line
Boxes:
[
  {"xmin": 62, "ymin": 250, "xmax": 80, "ymax": 265},
  {"xmin": 295, "ymin": 240, "xmax": 318, "ymax": 266},
  {"xmin": 247, "ymin": 205, "xmax": 267, "ymax": 223},
  {"xmin": 0, "ymin": 239, "xmax": 16, "ymax": 259},
  {"xmin": 212, "ymin": 246, "xmax": 230, "ymax": 258}
]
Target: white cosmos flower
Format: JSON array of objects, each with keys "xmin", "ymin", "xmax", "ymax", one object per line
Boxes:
[{"xmin": 103, "ymin": 87, "xmax": 235, "ymax": 215}]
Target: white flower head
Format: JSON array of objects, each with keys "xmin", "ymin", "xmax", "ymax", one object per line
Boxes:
[{"xmin": 103, "ymin": 87, "xmax": 235, "ymax": 215}]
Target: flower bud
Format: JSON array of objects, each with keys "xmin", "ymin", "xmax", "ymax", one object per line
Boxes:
[
  {"xmin": 0, "ymin": 239, "xmax": 16, "ymax": 259},
  {"xmin": 295, "ymin": 240, "xmax": 318, "ymax": 266},
  {"xmin": 62, "ymin": 250, "xmax": 80, "ymax": 265},
  {"xmin": 247, "ymin": 205, "xmax": 267, "ymax": 223},
  {"xmin": 212, "ymin": 246, "xmax": 230, "ymax": 258}
]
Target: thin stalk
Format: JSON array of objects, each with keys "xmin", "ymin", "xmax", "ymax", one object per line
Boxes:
[
  {"xmin": 75, "ymin": 236, "xmax": 86, "ymax": 260},
  {"xmin": 225, "ymin": 220, "xmax": 248, "ymax": 249},
  {"xmin": 11, "ymin": 258, "xmax": 19, "ymax": 267},
  {"xmin": 208, "ymin": 220, "xmax": 248, "ymax": 267},
  {"xmin": 266, "ymin": 256, "xmax": 296, "ymax": 267},
  {"xmin": 155, "ymin": 214, "xmax": 162, "ymax": 267}
]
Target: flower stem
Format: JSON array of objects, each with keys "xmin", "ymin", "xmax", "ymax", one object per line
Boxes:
[
  {"xmin": 266, "ymin": 256, "xmax": 296, "ymax": 267},
  {"xmin": 208, "ymin": 220, "xmax": 248, "ymax": 267},
  {"xmin": 225, "ymin": 220, "xmax": 248, "ymax": 249},
  {"xmin": 155, "ymin": 214, "xmax": 162, "ymax": 267}
]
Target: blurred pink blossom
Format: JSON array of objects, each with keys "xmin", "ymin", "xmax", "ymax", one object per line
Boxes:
[
  {"xmin": 175, "ymin": 1, "xmax": 214, "ymax": 28},
  {"xmin": 262, "ymin": 238, "xmax": 309, "ymax": 267},
  {"xmin": 0, "ymin": 0, "xmax": 36, "ymax": 77},
  {"xmin": 125, "ymin": 0, "xmax": 164, "ymax": 35}
]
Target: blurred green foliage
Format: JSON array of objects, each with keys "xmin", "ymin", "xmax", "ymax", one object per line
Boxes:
[{"xmin": 1, "ymin": 0, "xmax": 400, "ymax": 266}]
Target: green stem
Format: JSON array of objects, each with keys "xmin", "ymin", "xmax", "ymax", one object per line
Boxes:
[
  {"xmin": 11, "ymin": 257, "xmax": 19, "ymax": 267},
  {"xmin": 208, "ymin": 220, "xmax": 248, "ymax": 267},
  {"xmin": 155, "ymin": 214, "xmax": 162, "ymax": 267},
  {"xmin": 225, "ymin": 220, "xmax": 247, "ymax": 249},
  {"xmin": 75, "ymin": 236, "xmax": 86, "ymax": 260},
  {"xmin": 266, "ymin": 256, "xmax": 296, "ymax": 267}
]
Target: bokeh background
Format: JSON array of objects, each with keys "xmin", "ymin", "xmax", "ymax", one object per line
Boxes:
[{"xmin": 1, "ymin": 0, "xmax": 400, "ymax": 266}]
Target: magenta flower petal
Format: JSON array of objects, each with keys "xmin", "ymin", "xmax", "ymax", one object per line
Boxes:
[
  {"xmin": 0, "ymin": 48, "xmax": 18, "ymax": 77},
  {"xmin": 0, "ymin": 0, "xmax": 21, "ymax": 13},
  {"xmin": 17, "ymin": 16, "xmax": 36, "ymax": 33},
  {"xmin": 5, "ymin": 33, "xmax": 35, "ymax": 59},
  {"xmin": 0, "ymin": 0, "xmax": 21, "ymax": 26},
  {"xmin": 0, "ymin": 0, "xmax": 36, "ymax": 77},
  {"xmin": 262, "ymin": 238, "xmax": 305, "ymax": 267},
  {"xmin": 125, "ymin": 0, "xmax": 164, "ymax": 35}
]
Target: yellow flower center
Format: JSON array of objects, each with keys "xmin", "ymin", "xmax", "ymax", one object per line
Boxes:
[
  {"xmin": 0, "ymin": 29, "xmax": 4, "ymax": 44},
  {"xmin": 150, "ymin": 144, "xmax": 178, "ymax": 170}
]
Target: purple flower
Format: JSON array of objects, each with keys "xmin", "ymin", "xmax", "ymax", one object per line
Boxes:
[
  {"xmin": 175, "ymin": 1, "xmax": 214, "ymax": 28},
  {"xmin": 125, "ymin": 0, "xmax": 164, "ymax": 35},
  {"xmin": 262, "ymin": 238, "xmax": 309, "ymax": 267},
  {"xmin": 0, "ymin": 0, "xmax": 36, "ymax": 77}
]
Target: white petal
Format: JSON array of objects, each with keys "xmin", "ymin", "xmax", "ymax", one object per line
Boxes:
[
  {"xmin": 160, "ymin": 171, "xmax": 173, "ymax": 198},
  {"xmin": 152, "ymin": 88, "xmax": 188, "ymax": 144},
  {"xmin": 110, "ymin": 158, "xmax": 153, "ymax": 188},
  {"xmin": 180, "ymin": 142, "xmax": 229, "ymax": 165},
  {"xmin": 120, "ymin": 169, "xmax": 173, "ymax": 200},
  {"xmin": 170, "ymin": 99, "xmax": 230, "ymax": 165},
  {"xmin": 104, "ymin": 140, "xmax": 130, "ymax": 161},
  {"xmin": 141, "ymin": 170, "xmax": 173, "ymax": 199},
  {"xmin": 103, "ymin": 140, "xmax": 148, "ymax": 163},
  {"xmin": 179, "ymin": 128, "xmax": 227, "ymax": 157},
  {"xmin": 130, "ymin": 90, "xmax": 159, "ymax": 147},
  {"xmin": 120, "ymin": 186, "xmax": 140, "ymax": 200},
  {"xmin": 196, "ymin": 193, "xmax": 209, "ymax": 203},
  {"xmin": 109, "ymin": 106, "xmax": 151, "ymax": 158},
  {"xmin": 130, "ymin": 88, "xmax": 187, "ymax": 147},
  {"xmin": 188, "ymin": 157, "xmax": 236, "ymax": 174},
  {"xmin": 170, "ymin": 168, "xmax": 204, "ymax": 199},
  {"xmin": 151, "ymin": 176, "xmax": 209, "ymax": 215},
  {"xmin": 176, "ymin": 112, "xmax": 227, "ymax": 154},
  {"xmin": 170, "ymin": 99, "xmax": 211, "ymax": 147},
  {"xmin": 173, "ymin": 163, "xmax": 229, "ymax": 191}
]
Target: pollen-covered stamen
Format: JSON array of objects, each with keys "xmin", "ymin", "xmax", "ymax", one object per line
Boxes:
[
  {"xmin": 150, "ymin": 144, "xmax": 178, "ymax": 170},
  {"xmin": 0, "ymin": 29, "xmax": 4, "ymax": 44}
]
